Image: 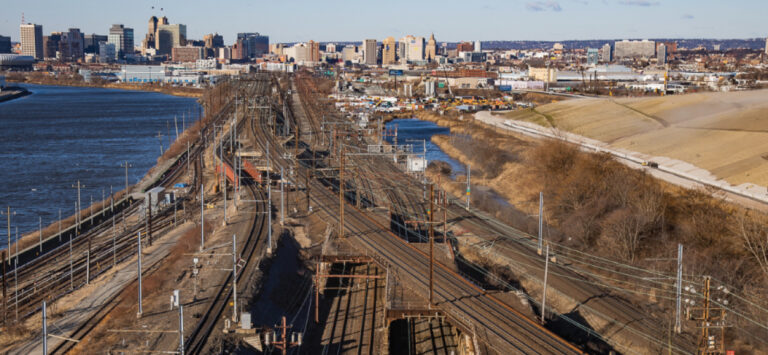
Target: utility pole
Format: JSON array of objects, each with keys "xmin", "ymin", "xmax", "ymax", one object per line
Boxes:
[
  {"xmin": 137, "ymin": 232, "xmax": 143, "ymax": 318},
  {"xmin": 267, "ymin": 145, "xmax": 272, "ymax": 254},
  {"xmin": 42, "ymin": 301, "xmax": 48, "ymax": 355},
  {"xmin": 178, "ymin": 304, "xmax": 185, "ymax": 355},
  {"xmin": 272, "ymin": 316, "xmax": 302, "ymax": 355},
  {"xmin": 232, "ymin": 233, "xmax": 238, "ymax": 322},
  {"xmin": 541, "ymin": 244, "xmax": 550, "ymax": 324},
  {"xmin": 200, "ymin": 185, "xmax": 205, "ymax": 251},
  {"xmin": 675, "ymin": 243, "xmax": 683, "ymax": 334},
  {"xmin": 280, "ymin": 167, "xmax": 285, "ymax": 225},
  {"xmin": 465, "ymin": 164, "xmax": 471, "ymax": 210},
  {"xmin": 538, "ymin": 192, "xmax": 544, "ymax": 254},
  {"xmin": 71, "ymin": 181, "xmax": 83, "ymax": 235},
  {"xmin": 38, "ymin": 216, "xmax": 42, "ymax": 253},
  {"xmin": 120, "ymin": 161, "xmax": 132, "ymax": 192},
  {"xmin": 339, "ymin": 148, "xmax": 345, "ymax": 239},
  {"xmin": 429, "ymin": 184, "xmax": 435, "ymax": 307}
]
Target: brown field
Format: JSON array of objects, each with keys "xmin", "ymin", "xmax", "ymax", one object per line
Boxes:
[{"xmin": 502, "ymin": 89, "xmax": 768, "ymax": 187}]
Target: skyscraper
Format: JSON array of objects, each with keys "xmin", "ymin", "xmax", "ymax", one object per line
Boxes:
[
  {"xmin": 108, "ymin": 24, "xmax": 134, "ymax": 59},
  {"xmin": 308, "ymin": 40, "xmax": 320, "ymax": 62},
  {"xmin": 404, "ymin": 36, "xmax": 424, "ymax": 62},
  {"xmin": 0, "ymin": 35, "xmax": 11, "ymax": 54},
  {"xmin": 59, "ymin": 28, "xmax": 84, "ymax": 61},
  {"xmin": 156, "ymin": 23, "xmax": 186, "ymax": 56},
  {"xmin": 20, "ymin": 23, "xmax": 43, "ymax": 59},
  {"xmin": 474, "ymin": 40, "xmax": 482, "ymax": 52},
  {"xmin": 43, "ymin": 33, "xmax": 61, "ymax": 59},
  {"xmin": 363, "ymin": 39, "xmax": 377, "ymax": 65},
  {"xmin": 237, "ymin": 33, "xmax": 269, "ymax": 58},
  {"xmin": 382, "ymin": 37, "xmax": 397, "ymax": 65},
  {"xmin": 204, "ymin": 33, "xmax": 224, "ymax": 48},
  {"xmin": 425, "ymin": 34, "xmax": 437, "ymax": 62},
  {"xmin": 657, "ymin": 43, "xmax": 667, "ymax": 65},
  {"xmin": 143, "ymin": 16, "xmax": 159, "ymax": 51}
]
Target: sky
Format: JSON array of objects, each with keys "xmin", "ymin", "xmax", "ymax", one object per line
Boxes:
[{"xmin": 1, "ymin": 0, "xmax": 766, "ymax": 45}]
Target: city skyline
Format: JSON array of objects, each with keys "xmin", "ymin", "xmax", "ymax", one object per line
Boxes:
[{"xmin": 1, "ymin": 0, "xmax": 766, "ymax": 44}]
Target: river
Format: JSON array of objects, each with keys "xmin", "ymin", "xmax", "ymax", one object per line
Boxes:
[
  {"xmin": 0, "ymin": 84, "xmax": 201, "ymax": 243},
  {"xmin": 384, "ymin": 118, "xmax": 466, "ymax": 176}
]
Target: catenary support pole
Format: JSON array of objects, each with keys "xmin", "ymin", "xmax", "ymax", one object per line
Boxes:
[
  {"xmin": 200, "ymin": 185, "xmax": 205, "ymax": 251},
  {"xmin": 232, "ymin": 233, "xmax": 238, "ymax": 322},
  {"xmin": 179, "ymin": 304, "xmax": 185, "ymax": 355},
  {"xmin": 541, "ymin": 244, "xmax": 550, "ymax": 324},
  {"xmin": 42, "ymin": 301, "xmax": 48, "ymax": 355},
  {"xmin": 280, "ymin": 167, "xmax": 285, "ymax": 225},
  {"xmin": 137, "ymin": 232, "xmax": 143, "ymax": 318},
  {"xmin": 538, "ymin": 192, "xmax": 544, "ymax": 253},
  {"xmin": 675, "ymin": 243, "xmax": 683, "ymax": 334}
]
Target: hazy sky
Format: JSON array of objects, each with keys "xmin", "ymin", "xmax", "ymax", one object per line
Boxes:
[{"xmin": 1, "ymin": 0, "xmax": 766, "ymax": 44}]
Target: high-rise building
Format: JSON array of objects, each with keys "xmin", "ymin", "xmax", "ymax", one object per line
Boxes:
[
  {"xmin": 474, "ymin": 40, "xmax": 482, "ymax": 52},
  {"xmin": 765, "ymin": 37, "xmax": 768, "ymax": 55},
  {"xmin": 405, "ymin": 36, "xmax": 424, "ymax": 62},
  {"xmin": 397, "ymin": 38, "xmax": 408, "ymax": 63},
  {"xmin": 99, "ymin": 41, "xmax": 116, "ymax": 63},
  {"xmin": 600, "ymin": 43, "xmax": 612, "ymax": 63},
  {"xmin": 456, "ymin": 41, "xmax": 473, "ymax": 53},
  {"xmin": 341, "ymin": 45, "xmax": 358, "ymax": 62},
  {"xmin": 614, "ymin": 39, "xmax": 655, "ymax": 59},
  {"xmin": 237, "ymin": 33, "xmax": 269, "ymax": 58},
  {"xmin": 657, "ymin": 43, "xmax": 667, "ymax": 65},
  {"xmin": 108, "ymin": 24, "xmax": 134, "ymax": 59},
  {"xmin": 143, "ymin": 16, "xmax": 159, "ymax": 51},
  {"xmin": 157, "ymin": 24, "xmax": 186, "ymax": 56},
  {"xmin": 0, "ymin": 35, "xmax": 11, "ymax": 53},
  {"xmin": 308, "ymin": 40, "xmax": 320, "ymax": 62},
  {"xmin": 382, "ymin": 37, "xmax": 397, "ymax": 65},
  {"xmin": 425, "ymin": 34, "xmax": 437, "ymax": 61},
  {"xmin": 204, "ymin": 33, "xmax": 224, "ymax": 48},
  {"xmin": 232, "ymin": 38, "xmax": 246, "ymax": 60},
  {"xmin": 586, "ymin": 48, "xmax": 599, "ymax": 66},
  {"xmin": 20, "ymin": 23, "xmax": 43, "ymax": 59},
  {"xmin": 59, "ymin": 28, "xmax": 84, "ymax": 61},
  {"xmin": 363, "ymin": 39, "xmax": 377, "ymax": 65},
  {"xmin": 43, "ymin": 33, "xmax": 61, "ymax": 59},
  {"xmin": 325, "ymin": 43, "xmax": 336, "ymax": 53},
  {"xmin": 84, "ymin": 34, "xmax": 107, "ymax": 54}
]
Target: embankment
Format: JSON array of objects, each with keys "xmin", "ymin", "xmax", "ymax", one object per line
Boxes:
[
  {"xmin": 0, "ymin": 87, "xmax": 31, "ymax": 103},
  {"xmin": 416, "ymin": 108, "xmax": 768, "ymax": 353},
  {"xmin": 7, "ymin": 76, "xmax": 202, "ymax": 98}
]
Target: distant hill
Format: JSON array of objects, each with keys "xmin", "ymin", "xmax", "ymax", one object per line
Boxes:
[{"xmin": 307, "ymin": 38, "xmax": 765, "ymax": 51}]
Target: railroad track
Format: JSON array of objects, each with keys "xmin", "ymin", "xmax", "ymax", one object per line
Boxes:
[
  {"xmin": 184, "ymin": 74, "xmax": 272, "ymax": 354},
  {"xmin": 249, "ymin": 79, "xmax": 583, "ymax": 354}
]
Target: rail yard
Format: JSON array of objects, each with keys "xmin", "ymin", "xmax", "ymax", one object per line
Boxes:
[{"xmin": 0, "ymin": 71, "xmax": 747, "ymax": 354}]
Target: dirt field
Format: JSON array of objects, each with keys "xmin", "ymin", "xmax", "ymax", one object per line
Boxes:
[{"xmin": 502, "ymin": 89, "xmax": 768, "ymax": 187}]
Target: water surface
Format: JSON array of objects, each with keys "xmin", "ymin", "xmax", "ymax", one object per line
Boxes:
[{"xmin": 0, "ymin": 84, "xmax": 200, "ymax": 243}]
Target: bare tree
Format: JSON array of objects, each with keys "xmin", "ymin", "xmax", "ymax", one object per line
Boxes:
[{"xmin": 734, "ymin": 212, "xmax": 768, "ymax": 284}]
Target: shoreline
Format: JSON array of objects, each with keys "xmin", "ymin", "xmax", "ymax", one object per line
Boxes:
[
  {"xmin": 0, "ymin": 87, "xmax": 31, "ymax": 103},
  {"xmin": 6, "ymin": 78, "xmax": 203, "ymax": 99}
]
